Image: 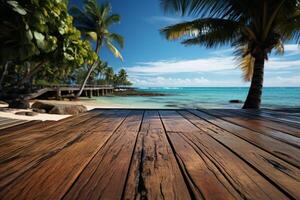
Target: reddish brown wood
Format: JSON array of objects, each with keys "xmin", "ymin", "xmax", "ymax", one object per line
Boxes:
[
  {"xmin": 63, "ymin": 110, "xmax": 143, "ymax": 200},
  {"xmin": 123, "ymin": 111, "xmax": 191, "ymax": 200},
  {"xmin": 160, "ymin": 110, "xmax": 241, "ymax": 200},
  {"xmin": 0, "ymin": 109, "xmax": 299, "ymax": 200},
  {"xmin": 194, "ymin": 109, "xmax": 300, "ymax": 168},
  {"xmin": 187, "ymin": 109, "xmax": 300, "ymax": 199},
  {"xmin": 224, "ymin": 109, "xmax": 300, "ymax": 137},
  {"xmin": 0, "ymin": 110, "xmax": 129, "ymax": 190},
  {"xmin": 178, "ymin": 110, "xmax": 289, "ymax": 199},
  {"xmin": 208, "ymin": 109, "xmax": 300, "ymax": 147}
]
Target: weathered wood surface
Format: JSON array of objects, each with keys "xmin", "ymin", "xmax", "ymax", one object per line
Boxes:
[
  {"xmin": 0, "ymin": 117, "xmax": 28, "ymax": 130},
  {"xmin": 0, "ymin": 109, "xmax": 299, "ymax": 200}
]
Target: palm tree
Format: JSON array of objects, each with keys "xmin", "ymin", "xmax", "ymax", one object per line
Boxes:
[
  {"xmin": 160, "ymin": 0, "xmax": 300, "ymax": 109},
  {"xmin": 70, "ymin": 0, "xmax": 124, "ymax": 97},
  {"xmin": 105, "ymin": 67, "xmax": 115, "ymax": 84}
]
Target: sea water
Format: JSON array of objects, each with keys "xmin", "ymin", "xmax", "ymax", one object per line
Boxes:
[{"xmin": 94, "ymin": 87, "xmax": 300, "ymax": 109}]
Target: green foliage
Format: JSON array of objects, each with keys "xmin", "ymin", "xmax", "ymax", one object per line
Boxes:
[
  {"xmin": 114, "ymin": 69, "xmax": 132, "ymax": 86},
  {"xmin": 0, "ymin": 0, "xmax": 97, "ymax": 66},
  {"xmin": 74, "ymin": 63, "xmax": 131, "ymax": 86},
  {"xmin": 0, "ymin": 0, "xmax": 97, "ymax": 92},
  {"xmin": 70, "ymin": 0, "xmax": 124, "ymax": 60},
  {"xmin": 160, "ymin": 0, "xmax": 300, "ymax": 81}
]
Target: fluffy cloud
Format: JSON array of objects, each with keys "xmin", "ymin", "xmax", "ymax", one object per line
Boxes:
[
  {"xmin": 130, "ymin": 76, "xmax": 247, "ymax": 87},
  {"xmin": 126, "ymin": 44, "xmax": 300, "ymax": 87},
  {"xmin": 127, "ymin": 57, "xmax": 236, "ymax": 74},
  {"xmin": 130, "ymin": 75, "xmax": 300, "ymax": 87}
]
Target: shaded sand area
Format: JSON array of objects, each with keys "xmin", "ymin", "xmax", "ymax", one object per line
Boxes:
[{"xmin": 0, "ymin": 100, "xmax": 115, "ymax": 121}]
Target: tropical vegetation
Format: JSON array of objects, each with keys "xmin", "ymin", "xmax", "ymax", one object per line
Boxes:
[
  {"xmin": 0, "ymin": 0, "xmax": 131, "ymax": 101},
  {"xmin": 160, "ymin": 0, "xmax": 300, "ymax": 108},
  {"xmin": 70, "ymin": 0, "xmax": 125, "ymax": 97}
]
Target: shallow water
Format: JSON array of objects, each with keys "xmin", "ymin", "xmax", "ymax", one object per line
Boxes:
[{"xmin": 94, "ymin": 87, "xmax": 300, "ymax": 109}]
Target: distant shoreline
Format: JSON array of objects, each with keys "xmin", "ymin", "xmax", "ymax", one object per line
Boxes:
[{"xmin": 109, "ymin": 89, "xmax": 169, "ymax": 97}]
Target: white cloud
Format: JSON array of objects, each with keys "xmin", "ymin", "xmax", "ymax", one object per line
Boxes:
[
  {"xmin": 130, "ymin": 76, "xmax": 247, "ymax": 87},
  {"xmin": 127, "ymin": 57, "xmax": 237, "ymax": 74},
  {"xmin": 126, "ymin": 44, "xmax": 300, "ymax": 87},
  {"xmin": 127, "ymin": 54, "xmax": 300, "ymax": 75},
  {"xmin": 265, "ymin": 75, "xmax": 300, "ymax": 86},
  {"xmin": 130, "ymin": 75, "xmax": 300, "ymax": 87},
  {"xmin": 284, "ymin": 44, "xmax": 300, "ymax": 52}
]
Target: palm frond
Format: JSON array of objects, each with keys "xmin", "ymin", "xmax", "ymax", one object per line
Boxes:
[
  {"xmin": 274, "ymin": 39, "xmax": 284, "ymax": 55},
  {"xmin": 161, "ymin": 18, "xmax": 243, "ymax": 46},
  {"xmin": 239, "ymin": 54, "xmax": 254, "ymax": 81},
  {"xmin": 86, "ymin": 31, "xmax": 97, "ymax": 41},
  {"xmin": 105, "ymin": 14, "xmax": 121, "ymax": 26},
  {"xmin": 105, "ymin": 41, "xmax": 123, "ymax": 61},
  {"xmin": 109, "ymin": 33, "xmax": 124, "ymax": 48}
]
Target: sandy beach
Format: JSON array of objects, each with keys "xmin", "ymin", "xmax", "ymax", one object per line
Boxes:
[{"xmin": 0, "ymin": 99, "xmax": 121, "ymax": 121}]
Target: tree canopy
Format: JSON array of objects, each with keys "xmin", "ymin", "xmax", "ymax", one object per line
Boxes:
[
  {"xmin": 160, "ymin": 0, "xmax": 300, "ymax": 108},
  {"xmin": 0, "ymin": 0, "xmax": 131, "ymax": 99}
]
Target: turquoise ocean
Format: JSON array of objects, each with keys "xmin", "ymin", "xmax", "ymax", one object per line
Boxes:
[{"xmin": 94, "ymin": 87, "xmax": 300, "ymax": 109}]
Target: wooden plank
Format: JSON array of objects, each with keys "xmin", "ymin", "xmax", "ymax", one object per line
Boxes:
[
  {"xmin": 195, "ymin": 109, "xmax": 300, "ymax": 168},
  {"xmin": 208, "ymin": 109, "xmax": 300, "ymax": 148},
  {"xmin": 0, "ymin": 110, "xmax": 129, "ymax": 189},
  {"xmin": 0, "ymin": 111, "xmax": 92, "ymax": 140},
  {"xmin": 241, "ymin": 109, "xmax": 300, "ymax": 127},
  {"xmin": 159, "ymin": 110, "xmax": 240, "ymax": 200},
  {"xmin": 0, "ymin": 121, "xmax": 42, "ymax": 135},
  {"xmin": 261, "ymin": 109, "xmax": 300, "ymax": 121},
  {"xmin": 187, "ymin": 109, "xmax": 300, "ymax": 199},
  {"xmin": 0, "ymin": 110, "xmax": 129, "ymax": 200},
  {"xmin": 123, "ymin": 111, "xmax": 191, "ymax": 200},
  {"xmin": 63, "ymin": 110, "xmax": 144, "ymax": 200},
  {"xmin": 178, "ymin": 110, "xmax": 289, "ymax": 199},
  {"xmin": 224, "ymin": 109, "xmax": 300, "ymax": 137},
  {"xmin": 0, "ymin": 111, "xmax": 101, "ymax": 161},
  {"xmin": 0, "ymin": 120, "xmax": 28, "ymax": 130}
]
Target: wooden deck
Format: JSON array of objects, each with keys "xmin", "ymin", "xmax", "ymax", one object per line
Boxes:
[
  {"xmin": 0, "ymin": 117, "xmax": 28, "ymax": 130},
  {"xmin": 0, "ymin": 109, "xmax": 299, "ymax": 200}
]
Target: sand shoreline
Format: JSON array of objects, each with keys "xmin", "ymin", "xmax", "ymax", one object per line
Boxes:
[{"xmin": 0, "ymin": 99, "xmax": 123, "ymax": 121}]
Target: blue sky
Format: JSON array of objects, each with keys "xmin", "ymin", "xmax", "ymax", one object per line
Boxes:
[{"xmin": 70, "ymin": 0, "xmax": 300, "ymax": 87}]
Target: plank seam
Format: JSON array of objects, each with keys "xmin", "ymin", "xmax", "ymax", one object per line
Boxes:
[
  {"xmin": 158, "ymin": 110, "xmax": 200, "ymax": 200},
  {"xmin": 120, "ymin": 110, "xmax": 145, "ymax": 200},
  {"xmin": 194, "ymin": 109, "xmax": 300, "ymax": 168},
  {"xmin": 183, "ymin": 110, "xmax": 296, "ymax": 200},
  {"xmin": 59, "ymin": 110, "xmax": 132, "ymax": 200}
]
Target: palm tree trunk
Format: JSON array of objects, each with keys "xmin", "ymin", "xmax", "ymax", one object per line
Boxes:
[
  {"xmin": 0, "ymin": 61, "xmax": 10, "ymax": 91},
  {"xmin": 17, "ymin": 61, "xmax": 46, "ymax": 88},
  {"xmin": 75, "ymin": 40, "xmax": 100, "ymax": 98},
  {"xmin": 243, "ymin": 52, "xmax": 265, "ymax": 109}
]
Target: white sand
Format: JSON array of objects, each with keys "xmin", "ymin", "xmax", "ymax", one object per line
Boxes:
[{"xmin": 0, "ymin": 99, "xmax": 121, "ymax": 121}]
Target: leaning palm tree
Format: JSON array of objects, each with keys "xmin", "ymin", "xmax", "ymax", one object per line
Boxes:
[
  {"xmin": 160, "ymin": 0, "xmax": 300, "ymax": 109},
  {"xmin": 70, "ymin": 0, "xmax": 124, "ymax": 97}
]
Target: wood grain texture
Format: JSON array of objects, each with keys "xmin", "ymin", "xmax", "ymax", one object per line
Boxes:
[
  {"xmin": 0, "ymin": 111, "xmax": 128, "ymax": 199},
  {"xmin": 0, "ymin": 120, "xmax": 41, "ymax": 135},
  {"xmin": 207, "ymin": 109, "xmax": 300, "ymax": 147},
  {"xmin": 241, "ymin": 109, "xmax": 300, "ymax": 127},
  {"xmin": 188, "ymin": 109, "xmax": 300, "ymax": 199},
  {"xmin": 0, "ymin": 109, "xmax": 299, "ymax": 200},
  {"xmin": 0, "ymin": 111, "xmax": 101, "ymax": 161},
  {"xmin": 63, "ymin": 110, "xmax": 143, "ymax": 200},
  {"xmin": 178, "ymin": 110, "xmax": 288, "ymax": 199},
  {"xmin": 194, "ymin": 109, "xmax": 300, "ymax": 168},
  {"xmin": 160, "ymin": 110, "xmax": 240, "ymax": 200},
  {"xmin": 123, "ymin": 111, "xmax": 191, "ymax": 200},
  {"xmin": 223, "ymin": 109, "xmax": 300, "ymax": 137}
]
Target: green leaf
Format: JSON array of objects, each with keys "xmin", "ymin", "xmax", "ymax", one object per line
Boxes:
[
  {"xmin": 7, "ymin": 1, "xmax": 27, "ymax": 15},
  {"xmin": 33, "ymin": 31, "xmax": 45, "ymax": 41},
  {"xmin": 26, "ymin": 30, "xmax": 33, "ymax": 41}
]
